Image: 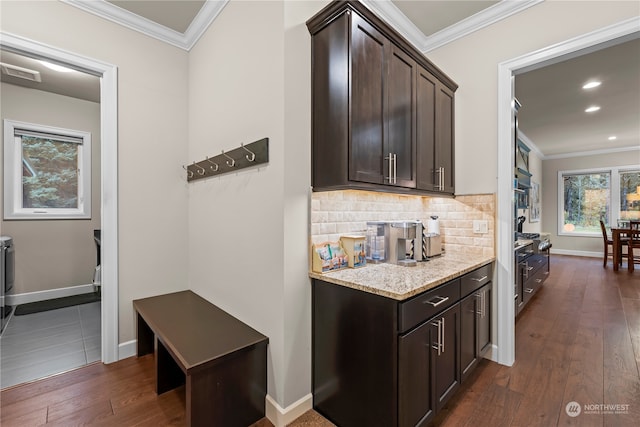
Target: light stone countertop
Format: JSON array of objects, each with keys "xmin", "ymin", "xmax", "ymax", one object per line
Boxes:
[{"xmin": 309, "ymin": 252, "xmax": 495, "ymax": 301}]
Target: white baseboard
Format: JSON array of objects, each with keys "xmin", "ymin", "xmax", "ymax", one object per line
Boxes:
[
  {"xmin": 6, "ymin": 283, "xmax": 96, "ymax": 306},
  {"xmin": 266, "ymin": 393, "xmax": 313, "ymax": 427},
  {"xmin": 118, "ymin": 339, "xmax": 137, "ymax": 360},
  {"xmin": 550, "ymin": 249, "xmax": 600, "ymax": 258}
]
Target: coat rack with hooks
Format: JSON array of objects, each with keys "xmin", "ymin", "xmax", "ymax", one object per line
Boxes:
[{"xmin": 183, "ymin": 137, "xmax": 269, "ymax": 182}]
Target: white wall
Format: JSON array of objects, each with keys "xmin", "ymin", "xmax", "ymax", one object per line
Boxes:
[
  {"xmin": 0, "ymin": 83, "xmax": 101, "ymax": 294},
  {"xmin": 542, "ymin": 150, "xmax": 640, "ymax": 254},
  {"xmin": 426, "ymin": 0, "xmax": 640, "ymax": 195},
  {"xmin": 0, "ymin": 1, "xmax": 190, "ymax": 343},
  {"xmin": 187, "ymin": 0, "xmax": 325, "ymax": 410}
]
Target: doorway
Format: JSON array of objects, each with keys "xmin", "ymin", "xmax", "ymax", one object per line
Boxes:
[
  {"xmin": 0, "ymin": 33, "xmax": 119, "ymax": 373},
  {"xmin": 495, "ymin": 18, "xmax": 639, "ymax": 367}
]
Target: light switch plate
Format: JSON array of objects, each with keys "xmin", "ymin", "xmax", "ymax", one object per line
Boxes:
[{"xmin": 473, "ymin": 220, "xmax": 488, "ymax": 234}]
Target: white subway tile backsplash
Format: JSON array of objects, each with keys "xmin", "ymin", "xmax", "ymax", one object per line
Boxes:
[{"xmin": 310, "ymin": 190, "xmax": 495, "ymax": 257}]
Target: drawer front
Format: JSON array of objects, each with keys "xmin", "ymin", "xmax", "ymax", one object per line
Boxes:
[
  {"xmin": 399, "ymin": 279, "xmax": 460, "ymax": 333},
  {"xmin": 460, "ymin": 263, "xmax": 492, "ymax": 298},
  {"xmin": 527, "ymin": 254, "xmax": 546, "ymax": 277}
]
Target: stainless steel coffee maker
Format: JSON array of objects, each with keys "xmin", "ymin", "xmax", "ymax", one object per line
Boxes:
[{"xmin": 387, "ymin": 221, "xmax": 424, "ymax": 267}]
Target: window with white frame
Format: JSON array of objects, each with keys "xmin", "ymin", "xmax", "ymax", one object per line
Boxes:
[
  {"xmin": 3, "ymin": 119, "xmax": 91, "ymax": 220},
  {"xmin": 559, "ymin": 166, "xmax": 640, "ymax": 236}
]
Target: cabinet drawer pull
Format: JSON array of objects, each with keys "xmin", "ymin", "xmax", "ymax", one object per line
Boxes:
[
  {"xmin": 424, "ymin": 296, "xmax": 449, "ymax": 307},
  {"xmin": 470, "ymin": 275, "xmax": 488, "ymax": 282},
  {"xmin": 525, "ymin": 287, "xmax": 534, "ymax": 294},
  {"xmin": 535, "ymin": 279, "xmax": 542, "ymax": 283}
]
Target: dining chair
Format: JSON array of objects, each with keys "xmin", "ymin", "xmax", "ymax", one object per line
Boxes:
[
  {"xmin": 628, "ymin": 222, "xmax": 640, "ymax": 272},
  {"xmin": 600, "ymin": 220, "xmax": 628, "ymax": 268}
]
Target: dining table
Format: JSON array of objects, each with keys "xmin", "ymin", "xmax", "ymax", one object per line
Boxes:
[{"xmin": 611, "ymin": 226, "xmax": 638, "ymax": 271}]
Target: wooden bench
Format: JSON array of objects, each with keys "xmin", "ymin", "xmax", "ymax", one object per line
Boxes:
[{"xmin": 133, "ymin": 290, "xmax": 269, "ymax": 427}]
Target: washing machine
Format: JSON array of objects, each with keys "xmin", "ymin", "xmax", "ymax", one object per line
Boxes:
[{"xmin": 1, "ymin": 236, "xmax": 15, "ymax": 333}]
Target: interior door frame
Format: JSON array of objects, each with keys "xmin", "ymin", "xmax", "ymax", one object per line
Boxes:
[
  {"xmin": 1, "ymin": 32, "xmax": 120, "ymax": 364},
  {"xmin": 495, "ymin": 17, "xmax": 640, "ymax": 366}
]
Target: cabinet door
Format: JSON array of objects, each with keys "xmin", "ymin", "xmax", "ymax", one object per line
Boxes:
[
  {"xmin": 386, "ymin": 45, "xmax": 416, "ymax": 188},
  {"xmin": 460, "ymin": 292, "xmax": 479, "ymax": 383},
  {"xmin": 478, "ymin": 284, "xmax": 492, "ymax": 356},
  {"xmin": 435, "ymin": 84, "xmax": 455, "ymax": 194},
  {"xmin": 399, "ymin": 318, "xmax": 435, "ymax": 427},
  {"xmin": 416, "ymin": 66, "xmax": 437, "ymax": 191},
  {"xmin": 433, "ymin": 303, "xmax": 460, "ymax": 412},
  {"xmin": 349, "ymin": 13, "xmax": 387, "ymax": 185}
]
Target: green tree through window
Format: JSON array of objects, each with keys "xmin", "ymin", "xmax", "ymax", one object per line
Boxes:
[
  {"xmin": 562, "ymin": 172, "xmax": 610, "ymax": 232},
  {"xmin": 22, "ymin": 136, "xmax": 79, "ymax": 209}
]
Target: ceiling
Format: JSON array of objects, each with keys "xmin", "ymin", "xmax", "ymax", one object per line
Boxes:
[{"xmin": 2, "ymin": 0, "xmax": 638, "ymax": 157}]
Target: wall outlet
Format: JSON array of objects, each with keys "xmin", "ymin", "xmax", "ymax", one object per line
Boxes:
[{"xmin": 473, "ymin": 220, "xmax": 488, "ymax": 234}]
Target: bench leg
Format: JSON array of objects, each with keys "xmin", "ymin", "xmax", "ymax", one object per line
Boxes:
[
  {"xmin": 186, "ymin": 343, "xmax": 267, "ymax": 427},
  {"xmin": 136, "ymin": 313, "xmax": 154, "ymax": 357},
  {"xmin": 157, "ymin": 339, "xmax": 185, "ymax": 394}
]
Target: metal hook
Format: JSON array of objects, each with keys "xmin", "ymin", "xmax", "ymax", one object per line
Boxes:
[
  {"xmin": 182, "ymin": 165, "xmax": 194, "ymax": 179},
  {"xmin": 222, "ymin": 150, "xmax": 235, "ymax": 167},
  {"xmin": 241, "ymin": 143, "xmax": 256, "ymax": 162},
  {"xmin": 194, "ymin": 161, "xmax": 206, "ymax": 176},
  {"xmin": 206, "ymin": 156, "xmax": 219, "ymax": 172}
]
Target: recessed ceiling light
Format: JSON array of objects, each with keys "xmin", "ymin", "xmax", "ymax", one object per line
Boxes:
[
  {"xmin": 585, "ymin": 106, "xmax": 601, "ymax": 113},
  {"xmin": 608, "ymin": 136, "xmax": 617, "ymax": 141},
  {"xmin": 38, "ymin": 60, "xmax": 74, "ymax": 73},
  {"xmin": 582, "ymin": 81, "xmax": 601, "ymax": 89}
]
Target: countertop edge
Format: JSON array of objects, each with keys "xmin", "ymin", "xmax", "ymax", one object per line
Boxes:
[{"xmin": 309, "ymin": 255, "xmax": 495, "ymax": 301}]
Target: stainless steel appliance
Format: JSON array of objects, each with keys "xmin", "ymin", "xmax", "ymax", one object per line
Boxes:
[
  {"xmin": 387, "ymin": 221, "xmax": 420, "ymax": 267},
  {"xmin": 1, "ymin": 236, "xmax": 15, "ymax": 333}
]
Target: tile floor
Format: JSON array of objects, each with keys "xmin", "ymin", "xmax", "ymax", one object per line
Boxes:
[{"xmin": 0, "ymin": 301, "xmax": 101, "ymax": 389}]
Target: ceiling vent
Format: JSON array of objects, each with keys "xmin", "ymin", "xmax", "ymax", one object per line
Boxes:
[{"xmin": 0, "ymin": 62, "xmax": 42, "ymax": 82}]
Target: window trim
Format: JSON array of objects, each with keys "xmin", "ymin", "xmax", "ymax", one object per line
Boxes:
[
  {"xmin": 558, "ymin": 165, "xmax": 639, "ymax": 237},
  {"xmin": 3, "ymin": 119, "xmax": 92, "ymax": 220}
]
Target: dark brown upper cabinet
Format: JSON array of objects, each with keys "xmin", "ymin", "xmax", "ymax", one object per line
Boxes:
[{"xmin": 307, "ymin": 1, "xmax": 457, "ymax": 196}]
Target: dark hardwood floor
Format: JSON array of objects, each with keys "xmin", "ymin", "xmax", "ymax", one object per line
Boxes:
[{"xmin": 1, "ymin": 255, "xmax": 638, "ymax": 426}]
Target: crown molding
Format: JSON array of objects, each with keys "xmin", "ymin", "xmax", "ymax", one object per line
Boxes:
[
  {"xmin": 517, "ymin": 130, "xmax": 544, "ymax": 159},
  {"xmin": 421, "ymin": 0, "xmax": 544, "ymax": 52},
  {"xmin": 544, "ymin": 145, "xmax": 640, "ymax": 160},
  {"xmin": 363, "ymin": 0, "xmax": 544, "ymax": 54},
  {"xmin": 519, "ymin": 129, "xmax": 640, "ymax": 160},
  {"xmin": 61, "ymin": 0, "xmax": 229, "ymax": 51},
  {"xmin": 360, "ymin": 0, "xmax": 427, "ymax": 48}
]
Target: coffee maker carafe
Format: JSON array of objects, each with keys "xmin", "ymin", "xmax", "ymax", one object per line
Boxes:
[{"xmin": 387, "ymin": 221, "xmax": 423, "ymax": 267}]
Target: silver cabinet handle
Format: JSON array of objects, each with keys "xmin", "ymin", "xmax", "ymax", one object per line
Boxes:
[
  {"xmin": 424, "ymin": 295, "xmax": 449, "ymax": 307},
  {"xmin": 441, "ymin": 316, "xmax": 445, "ymax": 354},
  {"xmin": 393, "ymin": 153, "xmax": 397, "ymax": 184},
  {"xmin": 471, "ymin": 275, "xmax": 488, "ymax": 282},
  {"xmin": 440, "ymin": 167, "xmax": 445, "ymax": 190},
  {"xmin": 385, "ymin": 153, "xmax": 393, "ymax": 183},
  {"xmin": 525, "ymin": 287, "xmax": 534, "ymax": 294},
  {"xmin": 431, "ymin": 320, "xmax": 442, "ymax": 355},
  {"xmin": 535, "ymin": 279, "xmax": 542, "ymax": 283}
]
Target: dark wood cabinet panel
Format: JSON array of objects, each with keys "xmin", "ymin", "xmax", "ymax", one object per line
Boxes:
[
  {"xmin": 399, "ymin": 320, "xmax": 435, "ymax": 427},
  {"xmin": 416, "ymin": 66, "xmax": 437, "ymax": 191},
  {"xmin": 350, "ymin": 12, "xmax": 387, "ymax": 185},
  {"xmin": 415, "ymin": 67, "xmax": 455, "ymax": 195},
  {"xmin": 387, "ymin": 45, "xmax": 417, "ymax": 188},
  {"xmin": 307, "ymin": 1, "xmax": 456, "ymax": 196},
  {"xmin": 460, "ymin": 283, "xmax": 491, "ymax": 383},
  {"xmin": 434, "ymin": 303, "xmax": 460, "ymax": 411},
  {"xmin": 435, "ymin": 85, "xmax": 455, "ymax": 194},
  {"xmin": 460, "ymin": 292, "xmax": 479, "ymax": 382},
  {"xmin": 478, "ymin": 284, "xmax": 492, "ymax": 356}
]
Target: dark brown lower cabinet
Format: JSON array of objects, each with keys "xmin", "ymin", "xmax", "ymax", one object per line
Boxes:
[
  {"xmin": 312, "ymin": 262, "xmax": 492, "ymax": 427},
  {"xmin": 460, "ymin": 283, "xmax": 492, "ymax": 383}
]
